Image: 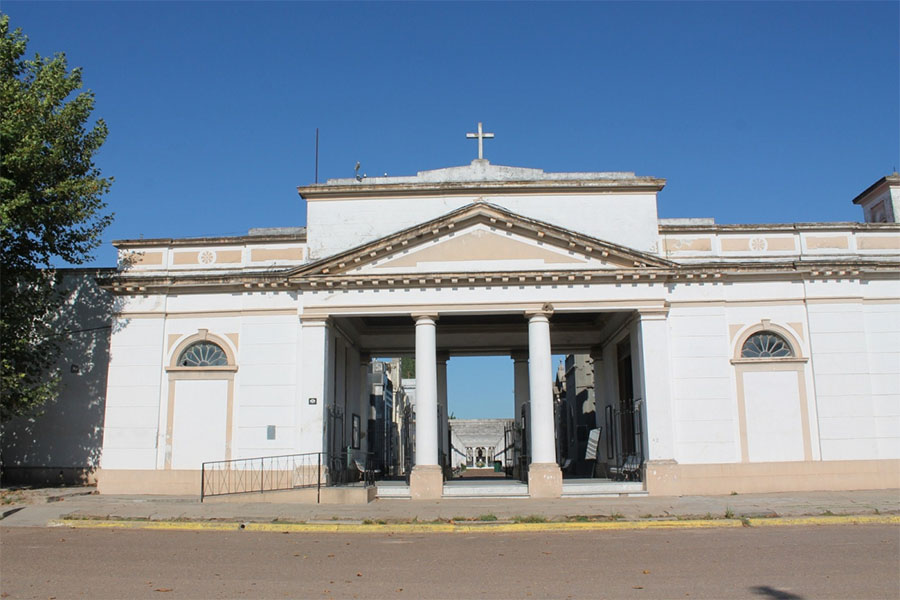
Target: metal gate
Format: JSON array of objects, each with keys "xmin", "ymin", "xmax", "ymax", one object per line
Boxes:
[{"xmin": 605, "ymin": 400, "xmax": 644, "ymax": 481}]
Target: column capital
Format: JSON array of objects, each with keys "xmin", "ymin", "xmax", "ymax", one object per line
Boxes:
[
  {"xmin": 589, "ymin": 345, "xmax": 604, "ymax": 361},
  {"xmin": 524, "ymin": 303, "xmax": 554, "ymax": 319},
  {"xmin": 510, "ymin": 349, "xmax": 529, "ymax": 361},
  {"xmin": 411, "ymin": 312, "xmax": 439, "ymax": 323}
]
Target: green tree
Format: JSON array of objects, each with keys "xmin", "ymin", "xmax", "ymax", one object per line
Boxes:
[
  {"xmin": 0, "ymin": 14, "xmax": 112, "ymax": 422},
  {"xmin": 400, "ymin": 357, "xmax": 415, "ymax": 379}
]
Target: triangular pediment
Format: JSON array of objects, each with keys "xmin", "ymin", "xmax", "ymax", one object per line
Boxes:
[
  {"xmin": 288, "ymin": 202, "xmax": 673, "ymax": 282},
  {"xmin": 354, "ymin": 224, "xmax": 615, "ymax": 274}
]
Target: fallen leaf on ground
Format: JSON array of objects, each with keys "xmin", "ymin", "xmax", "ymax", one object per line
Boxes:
[{"xmin": 154, "ymin": 589, "xmax": 173, "ymax": 593}]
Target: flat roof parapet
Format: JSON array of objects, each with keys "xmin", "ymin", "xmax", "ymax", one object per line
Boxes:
[
  {"xmin": 299, "ymin": 160, "xmax": 664, "ymax": 199},
  {"xmin": 322, "ymin": 160, "xmax": 642, "ymax": 186},
  {"xmin": 114, "ymin": 228, "xmax": 307, "ymax": 248}
]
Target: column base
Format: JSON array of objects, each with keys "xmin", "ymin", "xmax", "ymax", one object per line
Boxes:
[
  {"xmin": 527, "ymin": 462, "xmax": 562, "ymax": 498},
  {"xmin": 409, "ymin": 465, "xmax": 443, "ymax": 500}
]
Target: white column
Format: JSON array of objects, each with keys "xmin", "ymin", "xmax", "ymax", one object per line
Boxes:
[
  {"xmin": 437, "ymin": 352, "xmax": 449, "ymax": 471},
  {"xmin": 527, "ymin": 314, "xmax": 556, "ymax": 464},
  {"xmin": 512, "ymin": 351, "xmax": 530, "ymax": 427},
  {"xmin": 526, "ymin": 312, "xmax": 562, "ymax": 498},
  {"xmin": 635, "ymin": 310, "xmax": 676, "ymax": 462},
  {"xmin": 410, "ymin": 314, "xmax": 442, "ymax": 499},
  {"xmin": 414, "ymin": 316, "xmax": 438, "ymax": 466}
]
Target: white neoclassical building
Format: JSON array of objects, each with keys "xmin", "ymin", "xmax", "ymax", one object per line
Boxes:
[{"xmin": 38, "ymin": 135, "xmax": 896, "ymax": 500}]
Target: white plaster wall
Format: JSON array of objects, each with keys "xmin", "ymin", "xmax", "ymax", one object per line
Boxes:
[
  {"xmin": 235, "ymin": 314, "xmax": 300, "ymax": 459},
  {"xmin": 666, "ymin": 305, "xmax": 736, "ymax": 464},
  {"xmin": 100, "ymin": 314, "xmax": 166, "ymax": 470},
  {"xmin": 863, "ymin": 301, "xmax": 900, "ymax": 458},
  {"xmin": 171, "ymin": 379, "xmax": 228, "ymax": 468},
  {"xmin": 307, "ymin": 192, "xmax": 659, "ymax": 260},
  {"xmin": 808, "ymin": 301, "xmax": 877, "ymax": 460},
  {"xmin": 743, "ymin": 371, "xmax": 805, "ymax": 462}
]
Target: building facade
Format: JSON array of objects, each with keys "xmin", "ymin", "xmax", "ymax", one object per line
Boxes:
[{"xmin": 4, "ymin": 155, "xmax": 898, "ymax": 499}]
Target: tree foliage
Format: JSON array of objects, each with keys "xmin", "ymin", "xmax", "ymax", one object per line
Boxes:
[
  {"xmin": 0, "ymin": 14, "xmax": 112, "ymax": 422},
  {"xmin": 400, "ymin": 357, "xmax": 415, "ymax": 379}
]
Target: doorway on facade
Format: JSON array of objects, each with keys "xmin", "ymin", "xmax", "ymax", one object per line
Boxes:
[{"xmin": 446, "ymin": 355, "xmax": 516, "ymax": 482}]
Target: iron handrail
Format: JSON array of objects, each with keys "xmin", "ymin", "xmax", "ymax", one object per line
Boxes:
[{"xmin": 201, "ymin": 451, "xmax": 324, "ymax": 502}]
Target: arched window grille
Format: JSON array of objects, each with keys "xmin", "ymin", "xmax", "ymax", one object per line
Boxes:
[
  {"xmin": 177, "ymin": 341, "xmax": 229, "ymax": 367},
  {"xmin": 741, "ymin": 332, "xmax": 794, "ymax": 358}
]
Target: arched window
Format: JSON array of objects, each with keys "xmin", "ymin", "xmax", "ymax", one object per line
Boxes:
[
  {"xmin": 741, "ymin": 332, "xmax": 793, "ymax": 358},
  {"xmin": 177, "ymin": 341, "xmax": 229, "ymax": 367}
]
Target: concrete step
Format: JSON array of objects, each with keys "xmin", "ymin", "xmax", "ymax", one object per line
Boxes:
[
  {"xmin": 561, "ymin": 480, "xmax": 647, "ymax": 497},
  {"xmin": 442, "ymin": 481, "xmax": 529, "ymax": 498},
  {"xmin": 375, "ymin": 483, "xmax": 411, "ymax": 499}
]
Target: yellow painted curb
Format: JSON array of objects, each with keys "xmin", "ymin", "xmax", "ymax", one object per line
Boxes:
[
  {"xmin": 52, "ymin": 515, "xmax": 899, "ymax": 533},
  {"xmin": 52, "ymin": 518, "xmax": 739, "ymax": 533},
  {"xmin": 747, "ymin": 515, "xmax": 900, "ymax": 527}
]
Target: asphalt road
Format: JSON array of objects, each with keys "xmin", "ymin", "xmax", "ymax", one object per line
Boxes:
[{"xmin": 2, "ymin": 524, "xmax": 897, "ymax": 599}]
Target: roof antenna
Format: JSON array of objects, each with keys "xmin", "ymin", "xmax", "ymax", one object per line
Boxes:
[
  {"xmin": 314, "ymin": 128, "xmax": 319, "ymax": 184},
  {"xmin": 355, "ymin": 161, "xmax": 361, "ymax": 181}
]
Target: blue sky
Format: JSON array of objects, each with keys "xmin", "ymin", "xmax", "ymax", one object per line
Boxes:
[{"xmin": 5, "ymin": 2, "xmax": 898, "ymax": 418}]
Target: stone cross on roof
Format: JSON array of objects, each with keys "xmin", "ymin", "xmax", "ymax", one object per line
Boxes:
[{"xmin": 466, "ymin": 122, "xmax": 494, "ymax": 160}]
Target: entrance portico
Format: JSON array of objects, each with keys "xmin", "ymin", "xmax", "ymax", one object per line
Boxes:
[
  {"xmin": 298, "ymin": 303, "xmax": 659, "ymax": 499},
  {"xmin": 283, "ymin": 187, "xmax": 678, "ymax": 499}
]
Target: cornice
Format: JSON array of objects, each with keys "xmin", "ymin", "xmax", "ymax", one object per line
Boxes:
[
  {"xmin": 97, "ymin": 259, "xmax": 898, "ymax": 295},
  {"xmin": 297, "ymin": 178, "xmax": 666, "ymax": 200},
  {"xmin": 852, "ymin": 174, "xmax": 900, "ymax": 205},
  {"xmin": 113, "ymin": 232, "xmax": 307, "ymax": 249},
  {"xmin": 658, "ymin": 221, "xmax": 900, "ymax": 234}
]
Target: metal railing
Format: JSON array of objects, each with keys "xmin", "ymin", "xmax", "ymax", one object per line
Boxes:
[
  {"xmin": 201, "ymin": 452, "xmax": 324, "ymax": 502},
  {"xmin": 605, "ymin": 401, "xmax": 644, "ymax": 481},
  {"xmin": 328, "ymin": 449, "xmax": 379, "ymax": 486}
]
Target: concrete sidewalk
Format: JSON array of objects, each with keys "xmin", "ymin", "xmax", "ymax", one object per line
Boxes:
[{"xmin": 1, "ymin": 486, "xmax": 898, "ymax": 528}]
